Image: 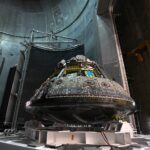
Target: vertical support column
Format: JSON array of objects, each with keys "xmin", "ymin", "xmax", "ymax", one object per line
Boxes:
[
  {"xmin": 109, "ymin": 0, "xmax": 136, "ymax": 130},
  {"xmin": 96, "ymin": 0, "xmax": 136, "ymax": 129}
]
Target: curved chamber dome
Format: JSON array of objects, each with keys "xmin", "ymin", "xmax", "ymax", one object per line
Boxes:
[
  {"xmin": 0, "ymin": 0, "xmax": 89, "ymax": 36},
  {"xmin": 26, "ymin": 55, "xmax": 135, "ymax": 125}
]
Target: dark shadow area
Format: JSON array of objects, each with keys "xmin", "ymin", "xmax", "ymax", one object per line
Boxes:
[{"xmin": 114, "ymin": 0, "xmax": 150, "ymax": 134}]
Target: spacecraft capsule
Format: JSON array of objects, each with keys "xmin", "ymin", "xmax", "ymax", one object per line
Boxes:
[{"xmin": 26, "ymin": 55, "xmax": 135, "ymax": 125}]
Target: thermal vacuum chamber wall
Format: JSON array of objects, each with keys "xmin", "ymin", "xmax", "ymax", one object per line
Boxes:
[{"xmin": 0, "ymin": 0, "xmax": 133, "ymax": 130}]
